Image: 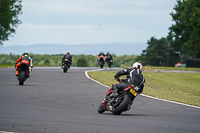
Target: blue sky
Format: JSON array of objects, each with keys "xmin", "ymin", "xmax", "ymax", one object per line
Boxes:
[{"xmin": 3, "ymin": 0, "xmax": 177, "ymax": 47}]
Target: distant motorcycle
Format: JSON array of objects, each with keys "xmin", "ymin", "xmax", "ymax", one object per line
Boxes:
[
  {"xmin": 16, "ymin": 61, "xmax": 30, "ymax": 85},
  {"xmin": 98, "ymin": 78, "xmax": 138, "ymax": 115},
  {"xmin": 98, "ymin": 55, "xmax": 105, "ymax": 69},
  {"xmin": 62, "ymin": 58, "xmax": 70, "ymax": 73}
]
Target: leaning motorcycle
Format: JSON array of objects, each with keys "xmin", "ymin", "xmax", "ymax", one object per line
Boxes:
[
  {"xmin": 17, "ymin": 61, "xmax": 30, "ymax": 85},
  {"xmin": 62, "ymin": 58, "xmax": 70, "ymax": 73},
  {"xmin": 98, "ymin": 79, "xmax": 138, "ymax": 115},
  {"xmin": 98, "ymin": 55, "xmax": 105, "ymax": 69}
]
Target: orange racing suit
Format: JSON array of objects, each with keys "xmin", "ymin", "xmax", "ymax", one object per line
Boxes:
[{"xmin": 15, "ymin": 55, "xmax": 32, "ymax": 76}]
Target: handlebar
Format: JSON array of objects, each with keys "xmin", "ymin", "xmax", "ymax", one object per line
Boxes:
[{"xmin": 115, "ymin": 78, "xmax": 127, "ymax": 83}]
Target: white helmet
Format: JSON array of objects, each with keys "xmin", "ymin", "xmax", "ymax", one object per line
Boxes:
[{"xmin": 132, "ymin": 62, "xmax": 142, "ymax": 70}]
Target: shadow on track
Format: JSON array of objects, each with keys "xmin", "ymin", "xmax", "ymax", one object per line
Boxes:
[{"xmin": 99, "ymin": 112, "xmax": 153, "ymax": 117}]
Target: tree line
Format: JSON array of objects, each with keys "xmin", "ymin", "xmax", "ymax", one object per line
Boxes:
[
  {"xmin": 137, "ymin": 0, "xmax": 200, "ymax": 66},
  {"xmin": 0, "ymin": 53, "xmax": 138, "ymax": 68}
]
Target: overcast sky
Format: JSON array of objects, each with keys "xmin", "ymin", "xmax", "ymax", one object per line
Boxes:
[{"xmin": 3, "ymin": 0, "xmax": 177, "ymax": 47}]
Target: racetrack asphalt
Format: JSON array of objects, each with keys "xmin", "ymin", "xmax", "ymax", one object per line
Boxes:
[{"xmin": 0, "ymin": 67, "xmax": 200, "ymax": 133}]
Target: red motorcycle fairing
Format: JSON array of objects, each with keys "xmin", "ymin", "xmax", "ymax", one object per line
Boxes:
[
  {"xmin": 106, "ymin": 87, "xmax": 113, "ymax": 95},
  {"xmin": 103, "ymin": 100, "xmax": 107, "ymax": 109},
  {"xmin": 123, "ymin": 85, "xmax": 134, "ymax": 92},
  {"xmin": 21, "ymin": 60, "xmax": 29, "ymax": 64},
  {"xmin": 99, "ymin": 55, "xmax": 104, "ymax": 58}
]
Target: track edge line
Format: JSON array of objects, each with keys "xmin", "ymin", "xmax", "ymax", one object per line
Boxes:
[{"xmin": 85, "ymin": 69, "xmax": 200, "ymax": 109}]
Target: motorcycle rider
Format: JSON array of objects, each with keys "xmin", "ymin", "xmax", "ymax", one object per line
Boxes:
[
  {"xmin": 15, "ymin": 53, "xmax": 33, "ymax": 77},
  {"xmin": 62, "ymin": 52, "xmax": 72, "ymax": 68},
  {"xmin": 97, "ymin": 51, "xmax": 106, "ymax": 64},
  {"xmin": 105, "ymin": 52, "xmax": 112, "ymax": 61},
  {"xmin": 105, "ymin": 62, "xmax": 145, "ymax": 102}
]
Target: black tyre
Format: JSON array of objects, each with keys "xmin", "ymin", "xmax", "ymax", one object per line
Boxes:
[
  {"xmin": 98, "ymin": 102, "xmax": 105, "ymax": 114},
  {"xmin": 111, "ymin": 94, "xmax": 131, "ymax": 115},
  {"xmin": 100, "ymin": 62, "xmax": 104, "ymax": 69},
  {"xmin": 63, "ymin": 64, "xmax": 68, "ymax": 73},
  {"xmin": 19, "ymin": 71, "xmax": 25, "ymax": 85}
]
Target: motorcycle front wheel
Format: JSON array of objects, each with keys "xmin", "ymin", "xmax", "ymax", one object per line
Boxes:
[
  {"xmin": 98, "ymin": 102, "xmax": 105, "ymax": 114},
  {"xmin": 100, "ymin": 62, "xmax": 104, "ymax": 69}
]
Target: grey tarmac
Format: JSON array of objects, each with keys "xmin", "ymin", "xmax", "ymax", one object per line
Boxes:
[{"xmin": 0, "ymin": 67, "xmax": 200, "ymax": 133}]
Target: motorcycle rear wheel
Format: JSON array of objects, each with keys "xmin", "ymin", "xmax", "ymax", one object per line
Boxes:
[
  {"xmin": 111, "ymin": 94, "xmax": 131, "ymax": 115},
  {"xmin": 19, "ymin": 71, "xmax": 25, "ymax": 85},
  {"xmin": 63, "ymin": 64, "xmax": 68, "ymax": 73}
]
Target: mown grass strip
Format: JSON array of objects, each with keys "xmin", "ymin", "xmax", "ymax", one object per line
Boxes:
[
  {"xmin": 0, "ymin": 64, "xmax": 15, "ymax": 68},
  {"xmin": 87, "ymin": 71, "xmax": 200, "ymax": 107},
  {"xmin": 143, "ymin": 66, "xmax": 200, "ymax": 71}
]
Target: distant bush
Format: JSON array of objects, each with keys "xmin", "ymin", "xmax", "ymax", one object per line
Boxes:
[
  {"xmin": 77, "ymin": 57, "xmax": 89, "ymax": 67},
  {"xmin": 0, "ymin": 53, "xmax": 138, "ymax": 68}
]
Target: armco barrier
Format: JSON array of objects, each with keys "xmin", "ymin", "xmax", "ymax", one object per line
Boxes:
[{"xmin": 186, "ymin": 59, "xmax": 200, "ymax": 68}]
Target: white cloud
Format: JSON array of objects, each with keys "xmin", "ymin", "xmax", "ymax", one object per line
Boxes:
[
  {"xmin": 4, "ymin": 0, "xmax": 177, "ymax": 46},
  {"xmin": 22, "ymin": 0, "xmax": 175, "ymax": 17},
  {"xmin": 6, "ymin": 22, "xmax": 149, "ymax": 45}
]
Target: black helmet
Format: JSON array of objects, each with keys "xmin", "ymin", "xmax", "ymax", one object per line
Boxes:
[{"xmin": 23, "ymin": 53, "xmax": 29, "ymax": 56}]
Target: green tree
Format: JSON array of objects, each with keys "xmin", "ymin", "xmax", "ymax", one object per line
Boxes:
[
  {"xmin": 44, "ymin": 59, "xmax": 50, "ymax": 66},
  {"xmin": 0, "ymin": 0, "xmax": 22, "ymax": 45},
  {"xmin": 187, "ymin": 0, "xmax": 200, "ymax": 57},
  {"xmin": 138, "ymin": 37, "xmax": 176, "ymax": 66},
  {"xmin": 0, "ymin": 53, "xmax": 139, "ymax": 68},
  {"xmin": 77, "ymin": 57, "xmax": 89, "ymax": 67},
  {"xmin": 169, "ymin": 0, "xmax": 200, "ymax": 57}
]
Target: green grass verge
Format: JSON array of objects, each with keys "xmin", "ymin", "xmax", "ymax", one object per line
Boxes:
[
  {"xmin": 0, "ymin": 64, "xmax": 15, "ymax": 68},
  {"xmin": 88, "ymin": 71, "xmax": 200, "ymax": 107},
  {"xmin": 143, "ymin": 66, "xmax": 200, "ymax": 71}
]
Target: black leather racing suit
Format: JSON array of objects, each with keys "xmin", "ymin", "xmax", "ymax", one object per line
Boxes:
[
  {"xmin": 106, "ymin": 54, "xmax": 113, "ymax": 62},
  {"xmin": 113, "ymin": 68, "xmax": 145, "ymax": 94},
  {"xmin": 62, "ymin": 54, "xmax": 72, "ymax": 67},
  {"xmin": 98, "ymin": 53, "xmax": 105, "ymax": 57}
]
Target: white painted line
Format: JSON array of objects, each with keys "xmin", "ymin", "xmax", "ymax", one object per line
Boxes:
[
  {"xmin": 0, "ymin": 131, "xmax": 18, "ymax": 133},
  {"xmin": 85, "ymin": 69, "xmax": 200, "ymax": 109},
  {"xmin": 139, "ymin": 94, "xmax": 200, "ymax": 109},
  {"xmin": 85, "ymin": 69, "xmax": 109, "ymax": 88}
]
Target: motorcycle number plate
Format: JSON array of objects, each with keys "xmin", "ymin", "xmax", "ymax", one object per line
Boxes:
[
  {"xmin": 65, "ymin": 59, "xmax": 68, "ymax": 60},
  {"xmin": 130, "ymin": 88, "xmax": 137, "ymax": 96}
]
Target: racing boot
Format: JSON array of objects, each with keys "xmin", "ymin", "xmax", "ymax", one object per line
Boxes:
[
  {"xmin": 15, "ymin": 70, "xmax": 19, "ymax": 76},
  {"xmin": 27, "ymin": 71, "xmax": 30, "ymax": 78},
  {"xmin": 102, "ymin": 86, "xmax": 118, "ymax": 104},
  {"xmin": 110, "ymin": 86, "xmax": 118, "ymax": 98}
]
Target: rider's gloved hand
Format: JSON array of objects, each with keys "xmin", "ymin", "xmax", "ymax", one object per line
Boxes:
[
  {"xmin": 114, "ymin": 75, "xmax": 119, "ymax": 80},
  {"xmin": 114, "ymin": 75, "xmax": 121, "ymax": 82}
]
